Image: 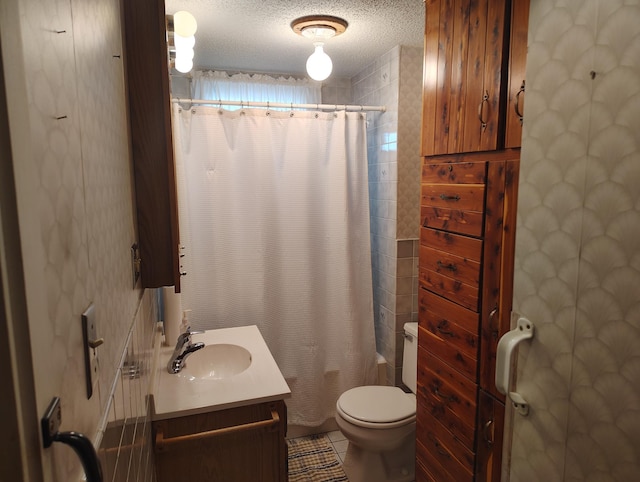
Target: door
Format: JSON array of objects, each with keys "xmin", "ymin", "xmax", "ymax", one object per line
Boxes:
[
  {"xmin": 0, "ymin": 27, "xmax": 43, "ymax": 482},
  {"xmin": 505, "ymin": 1, "xmax": 640, "ymax": 480}
]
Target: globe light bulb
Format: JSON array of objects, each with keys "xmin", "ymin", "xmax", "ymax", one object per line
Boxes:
[
  {"xmin": 173, "ymin": 11, "xmax": 197, "ymax": 37},
  {"xmin": 306, "ymin": 44, "xmax": 332, "ymax": 81},
  {"xmin": 174, "ymin": 34, "xmax": 195, "ymax": 51},
  {"xmin": 175, "ymin": 56, "xmax": 193, "ymax": 73}
]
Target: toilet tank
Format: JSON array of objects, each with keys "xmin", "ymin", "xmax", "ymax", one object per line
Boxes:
[{"xmin": 402, "ymin": 322, "xmax": 418, "ymax": 394}]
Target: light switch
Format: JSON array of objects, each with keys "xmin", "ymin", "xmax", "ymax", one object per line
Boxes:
[{"xmin": 81, "ymin": 303, "xmax": 102, "ymax": 399}]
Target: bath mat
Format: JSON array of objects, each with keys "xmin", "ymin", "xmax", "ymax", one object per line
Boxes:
[{"xmin": 288, "ymin": 434, "xmax": 349, "ymax": 481}]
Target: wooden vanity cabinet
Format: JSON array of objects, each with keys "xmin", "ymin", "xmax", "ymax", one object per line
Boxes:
[
  {"xmin": 153, "ymin": 400, "xmax": 288, "ymax": 482},
  {"xmin": 416, "ymin": 153, "xmax": 519, "ymax": 482},
  {"xmin": 122, "ymin": 0, "xmax": 181, "ymax": 289},
  {"xmin": 421, "ymin": 0, "xmax": 530, "ymax": 156}
]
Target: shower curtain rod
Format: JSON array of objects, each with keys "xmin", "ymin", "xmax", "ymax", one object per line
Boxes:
[{"xmin": 171, "ymin": 98, "xmax": 386, "ymax": 112}]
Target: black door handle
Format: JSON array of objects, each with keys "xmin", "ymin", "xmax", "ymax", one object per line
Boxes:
[{"xmin": 41, "ymin": 397, "xmax": 103, "ymax": 482}]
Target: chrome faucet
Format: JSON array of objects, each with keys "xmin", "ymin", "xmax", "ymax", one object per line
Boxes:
[{"xmin": 167, "ymin": 327, "xmax": 205, "ymax": 374}]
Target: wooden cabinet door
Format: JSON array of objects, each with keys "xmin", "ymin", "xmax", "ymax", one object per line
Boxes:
[
  {"xmin": 422, "ymin": 0, "xmax": 508, "ymax": 156},
  {"xmin": 154, "ymin": 401, "xmax": 287, "ymax": 482},
  {"xmin": 504, "ymin": 0, "xmax": 531, "ymax": 148},
  {"xmin": 123, "ymin": 0, "xmax": 181, "ymax": 289},
  {"xmin": 479, "ymin": 158, "xmax": 519, "ymax": 399},
  {"xmin": 475, "ymin": 390, "xmax": 505, "ymax": 482}
]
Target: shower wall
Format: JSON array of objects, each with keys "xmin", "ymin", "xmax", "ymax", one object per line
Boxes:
[{"xmin": 352, "ymin": 45, "xmax": 423, "ymax": 385}]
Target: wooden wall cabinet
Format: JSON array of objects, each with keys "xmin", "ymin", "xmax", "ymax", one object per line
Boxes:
[
  {"xmin": 421, "ymin": 0, "xmax": 529, "ymax": 156},
  {"xmin": 416, "ymin": 152, "xmax": 519, "ymax": 482},
  {"xmin": 122, "ymin": 0, "xmax": 180, "ymax": 290},
  {"xmin": 153, "ymin": 400, "xmax": 288, "ymax": 482}
]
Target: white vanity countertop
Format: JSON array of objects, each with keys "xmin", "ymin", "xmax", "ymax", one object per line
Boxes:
[{"xmin": 151, "ymin": 325, "xmax": 291, "ymax": 420}]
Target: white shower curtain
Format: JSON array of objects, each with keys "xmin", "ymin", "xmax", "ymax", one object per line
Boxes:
[{"xmin": 172, "ymin": 104, "xmax": 377, "ymax": 426}]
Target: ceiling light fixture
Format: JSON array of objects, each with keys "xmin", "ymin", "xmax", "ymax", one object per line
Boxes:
[
  {"xmin": 291, "ymin": 15, "xmax": 348, "ymax": 82},
  {"xmin": 170, "ymin": 11, "xmax": 198, "ymax": 73}
]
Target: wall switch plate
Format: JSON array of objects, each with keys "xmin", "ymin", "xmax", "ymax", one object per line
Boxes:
[{"xmin": 81, "ymin": 304, "xmax": 102, "ymax": 399}]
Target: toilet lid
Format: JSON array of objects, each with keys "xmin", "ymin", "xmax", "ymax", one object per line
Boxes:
[{"xmin": 337, "ymin": 386, "xmax": 415, "ymax": 423}]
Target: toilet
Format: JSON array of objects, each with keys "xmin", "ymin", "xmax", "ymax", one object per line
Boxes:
[{"xmin": 336, "ymin": 322, "xmax": 418, "ymax": 482}]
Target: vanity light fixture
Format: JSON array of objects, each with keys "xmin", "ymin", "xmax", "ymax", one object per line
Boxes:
[
  {"xmin": 291, "ymin": 15, "xmax": 348, "ymax": 82},
  {"xmin": 169, "ymin": 10, "xmax": 198, "ymax": 73}
]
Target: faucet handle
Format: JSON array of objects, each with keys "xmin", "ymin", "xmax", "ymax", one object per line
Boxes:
[
  {"xmin": 184, "ymin": 326, "xmax": 204, "ymax": 336},
  {"xmin": 173, "ymin": 327, "xmax": 203, "ymax": 348}
]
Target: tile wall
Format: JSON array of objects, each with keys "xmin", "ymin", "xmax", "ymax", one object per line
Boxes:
[
  {"xmin": 321, "ymin": 77, "xmax": 353, "ymax": 105},
  {"xmin": 98, "ymin": 290, "xmax": 158, "ymax": 482},
  {"xmin": 351, "ymin": 45, "xmax": 423, "ymax": 385}
]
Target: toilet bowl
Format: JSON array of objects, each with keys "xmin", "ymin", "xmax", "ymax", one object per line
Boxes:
[{"xmin": 335, "ymin": 322, "xmax": 418, "ymax": 482}]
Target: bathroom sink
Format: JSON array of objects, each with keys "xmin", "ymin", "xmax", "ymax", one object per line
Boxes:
[{"xmin": 177, "ymin": 344, "xmax": 252, "ymax": 380}]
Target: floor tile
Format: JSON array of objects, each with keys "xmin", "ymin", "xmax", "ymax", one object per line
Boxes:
[{"xmin": 327, "ymin": 430, "xmax": 347, "ymax": 442}]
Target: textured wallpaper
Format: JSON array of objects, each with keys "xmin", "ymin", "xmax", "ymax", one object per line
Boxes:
[
  {"xmin": 511, "ymin": 0, "xmax": 640, "ymax": 480},
  {"xmin": 6, "ymin": 0, "xmax": 151, "ymax": 480}
]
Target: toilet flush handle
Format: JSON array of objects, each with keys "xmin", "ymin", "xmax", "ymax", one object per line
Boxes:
[{"xmin": 495, "ymin": 314, "xmax": 534, "ymax": 416}]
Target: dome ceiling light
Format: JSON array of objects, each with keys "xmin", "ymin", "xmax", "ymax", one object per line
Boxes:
[{"xmin": 291, "ymin": 15, "xmax": 348, "ymax": 82}]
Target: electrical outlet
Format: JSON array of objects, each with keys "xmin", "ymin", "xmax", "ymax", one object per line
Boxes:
[{"xmin": 81, "ymin": 304, "xmax": 102, "ymax": 399}]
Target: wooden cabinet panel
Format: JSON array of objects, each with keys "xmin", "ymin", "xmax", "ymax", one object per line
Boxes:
[
  {"xmin": 416, "ymin": 458, "xmax": 439, "ymax": 482},
  {"xmin": 420, "ymin": 246, "xmax": 480, "ymax": 287},
  {"xmin": 419, "ymin": 267, "xmax": 479, "ymax": 311},
  {"xmin": 123, "ymin": 0, "xmax": 180, "ymax": 289},
  {"xmin": 416, "ymin": 428, "xmax": 474, "ymax": 482},
  {"xmin": 419, "ymin": 285, "xmax": 480, "ymax": 335},
  {"xmin": 421, "ymin": 183, "xmax": 486, "ymax": 212},
  {"xmin": 417, "ymin": 349, "xmax": 477, "ymax": 443},
  {"xmin": 420, "ymin": 227, "xmax": 483, "ymax": 261},
  {"xmin": 480, "ymin": 159, "xmax": 520, "ymax": 399},
  {"xmin": 419, "ymin": 327, "xmax": 477, "ymax": 382},
  {"xmin": 417, "ymin": 439, "xmax": 464, "ymax": 482},
  {"xmin": 422, "ymin": 0, "xmax": 509, "ymax": 156},
  {"xmin": 154, "ymin": 401, "xmax": 287, "ymax": 482},
  {"xmin": 420, "ymin": 204, "xmax": 484, "ymax": 237},
  {"xmin": 420, "ymin": 410, "xmax": 476, "ymax": 474},
  {"xmin": 417, "ymin": 155, "xmax": 519, "ymax": 482},
  {"xmin": 419, "ymin": 288, "xmax": 479, "ymax": 370},
  {"xmin": 505, "ymin": 0, "xmax": 531, "ymax": 148},
  {"xmin": 475, "ymin": 391, "xmax": 506, "ymax": 482},
  {"xmin": 422, "ymin": 162, "xmax": 487, "ymax": 184}
]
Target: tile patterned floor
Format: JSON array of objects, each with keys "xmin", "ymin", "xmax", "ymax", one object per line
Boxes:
[{"xmin": 325, "ymin": 430, "xmax": 349, "ymax": 464}]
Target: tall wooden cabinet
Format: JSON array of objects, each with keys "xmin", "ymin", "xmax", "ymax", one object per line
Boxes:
[{"xmin": 417, "ymin": 0, "xmax": 529, "ymax": 480}]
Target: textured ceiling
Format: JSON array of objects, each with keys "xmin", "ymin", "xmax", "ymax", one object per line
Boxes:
[{"xmin": 165, "ymin": 0, "xmax": 425, "ymax": 78}]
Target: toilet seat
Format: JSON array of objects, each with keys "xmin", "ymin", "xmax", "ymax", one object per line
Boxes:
[{"xmin": 337, "ymin": 386, "xmax": 416, "ymax": 429}]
